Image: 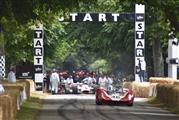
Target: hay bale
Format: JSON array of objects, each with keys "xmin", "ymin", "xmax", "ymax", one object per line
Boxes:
[
  {"xmin": 149, "ymin": 77, "xmax": 176, "ymax": 84},
  {"xmin": 173, "ymin": 86, "xmax": 179, "ymax": 108},
  {"xmin": 0, "ymin": 81, "xmax": 24, "ymax": 92},
  {"xmin": 0, "ymin": 106, "xmax": 2, "ymax": 120},
  {"xmin": 132, "ymin": 82, "xmax": 150, "ymax": 97},
  {"xmin": 0, "ymin": 83, "xmax": 23, "ymax": 114},
  {"xmin": 123, "ymin": 82, "xmax": 155, "ymax": 97},
  {"xmin": 17, "ymin": 79, "xmax": 31, "ymax": 99},
  {"xmin": 26, "ymin": 79, "xmax": 35, "ymax": 92},
  {"xmin": 0, "ymin": 94, "xmax": 15, "ymax": 120},
  {"xmin": 0, "ymin": 81, "xmax": 30, "ymax": 110},
  {"xmin": 173, "ymin": 80, "xmax": 179, "ymax": 86},
  {"xmin": 148, "ymin": 83, "xmax": 158, "ymax": 97},
  {"xmin": 156, "ymin": 84, "xmax": 179, "ymax": 108},
  {"xmin": 4, "ymin": 89, "xmax": 20, "ymax": 117},
  {"xmin": 123, "ymin": 82, "xmax": 132, "ymax": 89}
]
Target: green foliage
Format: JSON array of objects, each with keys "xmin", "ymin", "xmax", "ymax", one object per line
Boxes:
[
  {"xmin": 1, "ymin": 0, "xmax": 179, "ymax": 76},
  {"xmin": 0, "ymin": 32, "xmax": 5, "ymax": 55},
  {"xmin": 45, "ymin": 39, "xmax": 78, "ymax": 69},
  {"xmin": 1, "ymin": 17, "xmax": 33, "ymax": 67},
  {"xmin": 16, "ymin": 97, "xmax": 42, "ymax": 120},
  {"xmin": 89, "ymin": 59, "xmax": 111, "ymax": 73}
]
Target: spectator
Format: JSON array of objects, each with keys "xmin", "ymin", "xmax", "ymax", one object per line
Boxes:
[
  {"xmin": 0, "ymin": 84, "xmax": 4, "ymax": 94},
  {"xmin": 98, "ymin": 75, "xmax": 107, "ymax": 88},
  {"xmin": 66, "ymin": 75, "xmax": 74, "ymax": 84},
  {"xmin": 46, "ymin": 71, "xmax": 51, "ymax": 92},
  {"xmin": 139, "ymin": 60, "xmax": 146, "ymax": 82},
  {"xmin": 7, "ymin": 67, "xmax": 16, "ymax": 83},
  {"xmin": 82, "ymin": 75, "xmax": 93, "ymax": 85},
  {"xmin": 50, "ymin": 69, "xmax": 60, "ymax": 94}
]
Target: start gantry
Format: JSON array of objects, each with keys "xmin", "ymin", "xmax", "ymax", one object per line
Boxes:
[{"xmin": 58, "ymin": 13, "xmax": 134, "ymax": 22}]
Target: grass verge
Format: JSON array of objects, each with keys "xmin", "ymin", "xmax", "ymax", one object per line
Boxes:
[
  {"xmin": 16, "ymin": 92, "xmax": 44, "ymax": 120},
  {"xmin": 148, "ymin": 97, "xmax": 179, "ymax": 114}
]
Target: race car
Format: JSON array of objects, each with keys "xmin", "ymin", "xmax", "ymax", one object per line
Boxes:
[
  {"xmin": 95, "ymin": 87, "xmax": 134, "ymax": 106},
  {"xmin": 78, "ymin": 83, "xmax": 94, "ymax": 94}
]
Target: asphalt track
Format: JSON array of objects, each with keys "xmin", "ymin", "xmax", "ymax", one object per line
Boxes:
[{"xmin": 37, "ymin": 94, "xmax": 179, "ymax": 120}]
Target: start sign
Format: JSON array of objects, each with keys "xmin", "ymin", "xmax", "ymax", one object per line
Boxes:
[
  {"xmin": 34, "ymin": 26, "xmax": 44, "ymax": 90},
  {"xmin": 59, "ymin": 13, "xmax": 134, "ymax": 22},
  {"xmin": 135, "ymin": 4, "xmax": 145, "ymax": 82},
  {"xmin": 58, "ymin": 4, "xmax": 145, "ymax": 82}
]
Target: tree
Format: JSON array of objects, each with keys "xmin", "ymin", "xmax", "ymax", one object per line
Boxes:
[{"xmin": 1, "ymin": 0, "xmax": 179, "ymax": 78}]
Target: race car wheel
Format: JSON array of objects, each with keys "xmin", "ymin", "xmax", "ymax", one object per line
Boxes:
[
  {"xmin": 96, "ymin": 100, "xmax": 102, "ymax": 105},
  {"xmin": 128, "ymin": 103, "xmax": 133, "ymax": 106},
  {"xmin": 72, "ymin": 86, "xmax": 78, "ymax": 94}
]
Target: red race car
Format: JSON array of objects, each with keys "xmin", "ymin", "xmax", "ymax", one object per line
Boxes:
[{"xmin": 95, "ymin": 86, "xmax": 134, "ymax": 106}]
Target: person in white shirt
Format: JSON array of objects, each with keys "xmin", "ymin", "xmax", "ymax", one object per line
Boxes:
[
  {"xmin": 98, "ymin": 75, "xmax": 108, "ymax": 88},
  {"xmin": 66, "ymin": 75, "xmax": 74, "ymax": 84},
  {"xmin": 50, "ymin": 69, "xmax": 60, "ymax": 94},
  {"xmin": 7, "ymin": 68, "xmax": 16, "ymax": 83},
  {"xmin": 106, "ymin": 76, "xmax": 113, "ymax": 92},
  {"xmin": 0, "ymin": 84, "xmax": 5, "ymax": 94},
  {"xmin": 82, "ymin": 75, "xmax": 93, "ymax": 85},
  {"xmin": 139, "ymin": 60, "xmax": 146, "ymax": 82}
]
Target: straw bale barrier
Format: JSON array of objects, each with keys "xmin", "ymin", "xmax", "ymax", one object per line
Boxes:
[
  {"xmin": 17, "ymin": 79, "xmax": 31, "ymax": 99},
  {"xmin": 123, "ymin": 82, "xmax": 133, "ymax": 90},
  {"xmin": 156, "ymin": 84, "xmax": 179, "ymax": 108},
  {"xmin": 0, "ymin": 81, "xmax": 26, "ymax": 115},
  {"xmin": 0, "ymin": 80, "xmax": 32, "ymax": 120},
  {"xmin": 0, "ymin": 80, "xmax": 24, "ymax": 91},
  {"xmin": 132, "ymin": 82, "xmax": 151, "ymax": 97},
  {"xmin": 26, "ymin": 79, "xmax": 35, "ymax": 92},
  {"xmin": 27, "ymin": 79, "xmax": 35, "ymax": 91},
  {"xmin": 4, "ymin": 89, "xmax": 21, "ymax": 119},
  {"xmin": 1, "ymin": 84, "xmax": 24, "ymax": 109},
  {"xmin": 123, "ymin": 82, "xmax": 151, "ymax": 97},
  {"xmin": 18, "ymin": 79, "xmax": 35, "ymax": 92},
  {"xmin": 0, "ymin": 106, "xmax": 2, "ymax": 120},
  {"xmin": 173, "ymin": 80, "xmax": 179, "ymax": 86},
  {"xmin": 148, "ymin": 83, "xmax": 158, "ymax": 97},
  {"xmin": 123, "ymin": 77, "xmax": 179, "ymax": 103},
  {"xmin": 0, "ymin": 93, "xmax": 15, "ymax": 120},
  {"xmin": 149, "ymin": 77, "xmax": 177, "ymax": 84},
  {"xmin": 1, "ymin": 79, "xmax": 34, "ymax": 99}
]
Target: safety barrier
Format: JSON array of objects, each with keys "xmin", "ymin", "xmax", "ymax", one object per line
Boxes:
[
  {"xmin": 0, "ymin": 79, "xmax": 34, "ymax": 120},
  {"xmin": 0, "ymin": 94, "xmax": 14, "ymax": 120},
  {"xmin": 123, "ymin": 82, "xmax": 156, "ymax": 97},
  {"xmin": 124, "ymin": 77, "xmax": 179, "ymax": 109}
]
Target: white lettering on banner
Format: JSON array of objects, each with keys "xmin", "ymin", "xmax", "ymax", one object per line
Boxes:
[
  {"xmin": 136, "ymin": 39, "xmax": 144, "ymax": 48},
  {"xmin": 35, "ymin": 31, "xmax": 42, "ymax": 38},
  {"xmin": 35, "ymin": 67, "xmax": 42, "ymax": 72},
  {"xmin": 136, "ymin": 15, "xmax": 144, "ymax": 21},
  {"xmin": 70, "ymin": 13, "xmax": 78, "ymax": 21},
  {"xmin": 34, "ymin": 56, "xmax": 43, "ymax": 65},
  {"xmin": 83, "ymin": 13, "xmax": 93, "ymax": 21},
  {"xmin": 99, "ymin": 13, "xmax": 106, "ymax": 22},
  {"xmin": 58, "ymin": 16, "xmax": 64, "ymax": 21},
  {"xmin": 34, "ymin": 39, "xmax": 43, "ymax": 47},
  {"xmin": 60, "ymin": 13, "xmax": 132, "ymax": 22},
  {"xmin": 112, "ymin": 13, "xmax": 120, "ymax": 22}
]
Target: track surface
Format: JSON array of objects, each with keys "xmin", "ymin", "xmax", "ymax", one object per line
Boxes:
[{"xmin": 37, "ymin": 94, "xmax": 179, "ymax": 120}]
